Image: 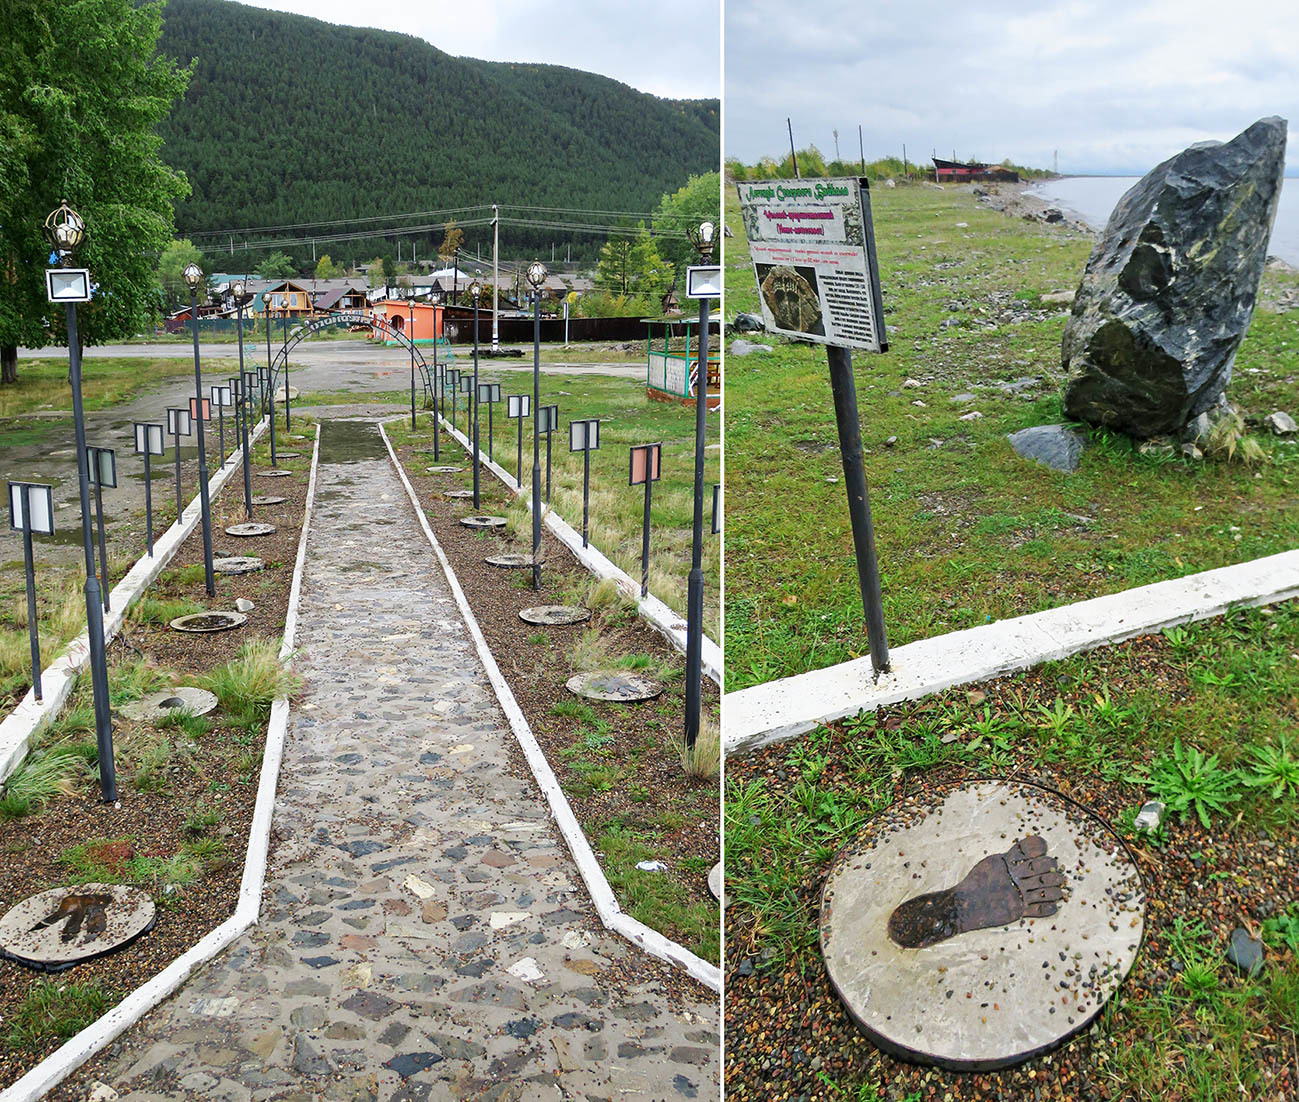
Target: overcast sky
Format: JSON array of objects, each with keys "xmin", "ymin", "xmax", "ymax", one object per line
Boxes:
[
  {"xmin": 233, "ymin": 0, "xmax": 720, "ymax": 99},
  {"xmin": 726, "ymin": 0, "xmax": 1298, "ymax": 175}
]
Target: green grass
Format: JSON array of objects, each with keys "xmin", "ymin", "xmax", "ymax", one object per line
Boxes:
[
  {"xmin": 4, "ymin": 980, "xmax": 110, "ymax": 1053},
  {"xmin": 385, "ymin": 367, "xmax": 721, "ymax": 635},
  {"xmin": 725, "ymin": 601, "xmax": 1299, "ymax": 1099},
  {"xmin": 199, "ymin": 638, "xmax": 300, "ymax": 725},
  {"xmin": 59, "ymin": 834, "xmax": 223, "ymax": 890},
  {"xmin": 0, "ymin": 356, "xmax": 237, "ymax": 419},
  {"xmin": 723, "ymin": 183, "xmax": 1299, "ymax": 690}
]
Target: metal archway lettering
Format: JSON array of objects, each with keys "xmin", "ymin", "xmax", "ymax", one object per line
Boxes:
[{"xmin": 268, "ymin": 311, "xmax": 435, "ymax": 404}]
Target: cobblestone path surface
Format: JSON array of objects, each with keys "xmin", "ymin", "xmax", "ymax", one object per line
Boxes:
[{"xmin": 75, "ymin": 420, "xmax": 719, "ymax": 1101}]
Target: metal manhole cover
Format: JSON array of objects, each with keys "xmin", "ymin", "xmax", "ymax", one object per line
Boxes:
[
  {"xmin": 213, "ymin": 556, "xmax": 264, "ymax": 575},
  {"xmin": 519, "ymin": 605, "xmax": 592, "ymax": 626},
  {"xmin": 251, "ymin": 496, "xmax": 286, "ymax": 506},
  {"xmin": 485, "ymin": 553, "xmax": 545, "ymax": 568},
  {"xmin": 274, "ymin": 451, "xmax": 302, "ymax": 459},
  {"xmin": 819, "ymin": 779, "xmax": 1145, "ymax": 1071},
  {"xmin": 444, "ymin": 490, "xmax": 476, "ymax": 499},
  {"xmin": 0, "ymin": 884, "xmax": 156, "ymax": 972},
  {"xmin": 225, "ymin": 523, "xmax": 277, "ymax": 537},
  {"xmin": 257, "ymin": 469, "xmax": 293, "ymax": 478},
  {"xmin": 169, "ymin": 611, "xmax": 248, "ymax": 633},
  {"xmin": 565, "ymin": 671, "xmax": 663, "ymax": 702},
  {"xmin": 120, "ymin": 687, "xmax": 218, "ymax": 722},
  {"xmin": 708, "ymin": 861, "xmax": 723, "ymax": 902},
  {"xmin": 460, "ymin": 515, "xmax": 507, "ymax": 529},
  {"xmin": 426, "ymin": 466, "xmax": 464, "ymax": 473}
]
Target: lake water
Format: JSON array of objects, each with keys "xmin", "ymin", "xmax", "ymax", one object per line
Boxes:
[{"xmin": 1026, "ymin": 176, "xmax": 1299, "ymax": 265}]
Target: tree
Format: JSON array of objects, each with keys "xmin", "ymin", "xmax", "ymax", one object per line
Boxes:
[
  {"xmin": 0, "ymin": 0, "xmax": 191, "ymax": 383},
  {"xmin": 596, "ymin": 223, "xmax": 671, "ymax": 306},
  {"xmin": 314, "ymin": 253, "xmax": 342, "ymax": 279},
  {"xmin": 438, "ymin": 220, "xmax": 464, "ymax": 263},
  {"xmin": 381, "ymin": 257, "xmax": 397, "ymax": 297},
  {"xmin": 652, "ymin": 171, "xmax": 721, "ymax": 293},
  {"xmin": 157, "ymin": 239, "xmax": 207, "ymax": 313},
  {"xmin": 256, "ymin": 251, "xmax": 296, "ymax": 280}
]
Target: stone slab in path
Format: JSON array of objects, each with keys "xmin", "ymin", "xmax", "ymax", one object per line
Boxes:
[{"xmin": 65, "ymin": 418, "xmax": 717, "ymax": 1101}]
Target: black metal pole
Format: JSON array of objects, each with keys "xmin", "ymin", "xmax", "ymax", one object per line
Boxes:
[
  {"xmin": 21, "ymin": 501, "xmax": 41, "ymax": 703},
  {"xmin": 143, "ymin": 451, "xmax": 154, "ymax": 556},
  {"xmin": 432, "ymin": 313, "xmax": 440, "ymax": 459},
  {"xmin": 173, "ymin": 427, "xmax": 183, "ymax": 523},
  {"xmin": 235, "ymin": 301, "xmax": 252, "ymax": 518},
  {"xmin": 189, "ymin": 286, "xmax": 216, "ymax": 597},
  {"xmin": 409, "ymin": 300, "xmax": 416, "ymax": 432},
  {"xmin": 516, "ymin": 415, "xmax": 523, "ymax": 487},
  {"xmin": 531, "ymin": 294, "xmax": 542, "ymax": 590},
  {"xmin": 545, "ymin": 429, "xmax": 552, "ymax": 504},
  {"xmin": 264, "ymin": 307, "xmax": 272, "ymax": 425},
  {"xmin": 827, "ymin": 344, "xmax": 890, "ymax": 673},
  {"xmin": 92, "ymin": 468, "xmax": 109, "ymax": 611},
  {"xmin": 66, "ymin": 302, "xmax": 117, "ymax": 803},
  {"xmin": 488, "ymin": 401, "xmax": 494, "ymax": 461},
  {"xmin": 472, "ymin": 300, "xmax": 481, "ymax": 510},
  {"xmin": 216, "ymin": 401, "xmax": 226, "ymax": 466},
  {"xmin": 685, "ymin": 296, "xmax": 710, "ymax": 750},
  {"xmin": 582, "ymin": 447, "xmax": 590, "ymax": 548},
  {"xmin": 641, "ymin": 477, "xmax": 652, "ymax": 598}
]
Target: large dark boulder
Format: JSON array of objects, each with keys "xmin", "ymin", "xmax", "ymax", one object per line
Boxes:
[{"xmin": 1062, "ymin": 118, "xmax": 1287, "ymax": 437}]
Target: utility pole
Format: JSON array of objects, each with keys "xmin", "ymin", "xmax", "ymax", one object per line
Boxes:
[
  {"xmin": 903, "ymin": 144, "xmax": 908, "ymax": 178},
  {"xmin": 492, "ymin": 204, "xmax": 500, "ymax": 351},
  {"xmin": 833, "ymin": 128, "xmax": 840, "ymax": 162}
]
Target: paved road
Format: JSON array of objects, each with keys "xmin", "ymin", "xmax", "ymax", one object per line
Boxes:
[{"xmin": 63, "ymin": 420, "xmax": 718, "ymax": 1101}]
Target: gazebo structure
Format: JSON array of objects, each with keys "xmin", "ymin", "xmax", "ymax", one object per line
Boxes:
[{"xmin": 645, "ymin": 315, "xmax": 720, "ymax": 410}]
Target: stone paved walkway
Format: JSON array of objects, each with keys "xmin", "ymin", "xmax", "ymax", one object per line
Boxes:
[{"xmin": 78, "ymin": 420, "xmax": 718, "ymax": 1101}]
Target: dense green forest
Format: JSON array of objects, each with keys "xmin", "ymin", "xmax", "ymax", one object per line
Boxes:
[{"xmin": 156, "ymin": 0, "xmax": 718, "ymax": 269}]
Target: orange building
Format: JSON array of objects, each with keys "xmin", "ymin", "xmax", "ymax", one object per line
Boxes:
[{"xmin": 370, "ymin": 300, "xmax": 445, "ymax": 344}]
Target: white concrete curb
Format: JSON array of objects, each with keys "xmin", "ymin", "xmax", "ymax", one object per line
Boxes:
[
  {"xmin": 0, "ymin": 424, "xmax": 322, "ymax": 1102},
  {"xmin": 725, "ymin": 547, "xmax": 1299, "ymax": 755},
  {"xmin": 0, "ymin": 418, "xmax": 269, "ymax": 787},
  {"xmin": 391, "ymin": 412, "xmax": 721, "ymax": 686},
  {"xmin": 380, "ymin": 422, "xmax": 722, "ymax": 995}
]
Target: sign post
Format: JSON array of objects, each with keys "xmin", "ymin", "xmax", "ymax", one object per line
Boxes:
[
  {"xmin": 166, "ymin": 406, "xmax": 192, "ymax": 525},
  {"xmin": 8, "ymin": 482, "xmax": 54, "ymax": 702},
  {"xmin": 85, "ymin": 446, "xmax": 116, "ymax": 611},
  {"xmin": 538, "ymin": 404, "xmax": 558, "ymax": 504},
  {"xmin": 133, "ymin": 422, "xmax": 165, "ymax": 556},
  {"xmin": 478, "ymin": 383, "xmax": 502, "ymax": 462},
  {"xmin": 737, "ymin": 176, "xmax": 891, "ymax": 674},
  {"xmin": 508, "ymin": 394, "xmax": 531, "ymax": 486},
  {"xmin": 569, "ymin": 418, "xmax": 600, "ymax": 548},
  {"xmin": 629, "ymin": 443, "xmax": 662, "ymax": 597}
]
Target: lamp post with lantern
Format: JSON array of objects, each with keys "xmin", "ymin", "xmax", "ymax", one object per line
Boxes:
[
  {"xmin": 231, "ymin": 279, "xmax": 254, "ymax": 518},
  {"xmin": 182, "ymin": 262, "xmax": 217, "ymax": 597},
  {"xmin": 682, "ymin": 219, "xmax": 718, "ymax": 750},
  {"xmin": 525, "ymin": 261, "xmax": 547, "ymax": 590},
  {"xmin": 43, "ymin": 199, "xmax": 117, "ymax": 802},
  {"xmin": 469, "ymin": 277, "xmax": 484, "ymax": 509},
  {"xmin": 430, "ymin": 289, "xmax": 443, "ymax": 459}
]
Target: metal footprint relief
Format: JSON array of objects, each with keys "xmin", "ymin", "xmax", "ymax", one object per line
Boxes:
[
  {"xmin": 0, "ymin": 883, "xmax": 156, "ymax": 972},
  {"xmin": 225, "ymin": 522, "xmax": 277, "ymax": 537},
  {"xmin": 888, "ymin": 835, "xmax": 1065, "ymax": 949},
  {"xmin": 820, "ymin": 780, "xmax": 1145, "ymax": 1071}
]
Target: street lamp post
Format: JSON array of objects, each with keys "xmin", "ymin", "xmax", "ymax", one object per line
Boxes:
[
  {"xmin": 408, "ymin": 294, "xmax": 417, "ymax": 431},
  {"xmin": 526, "ymin": 261, "xmax": 547, "ymax": 590},
  {"xmin": 231, "ymin": 280, "xmax": 253, "ymax": 518},
  {"xmin": 182, "ymin": 262, "xmax": 217, "ymax": 597},
  {"xmin": 682, "ymin": 220, "xmax": 717, "ymax": 750},
  {"xmin": 430, "ymin": 290, "xmax": 443, "ymax": 459},
  {"xmin": 262, "ymin": 293, "xmax": 278, "ymax": 466},
  {"xmin": 469, "ymin": 279, "xmax": 483, "ymax": 510},
  {"xmin": 43, "ymin": 200, "xmax": 117, "ymax": 802}
]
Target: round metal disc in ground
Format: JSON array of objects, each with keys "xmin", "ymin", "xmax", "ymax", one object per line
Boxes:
[
  {"xmin": 485, "ymin": 553, "xmax": 545, "ymax": 569},
  {"xmin": 213, "ymin": 556, "xmax": 264, "ymax": 575},
  {"xmin": 274, "ymin": 451, "xmax": 302, "ymax": 459},
  {"xmin": 0, "ymin": 883, "xmax": 156, "ymax": 972},
  {"xmin": 256, "ymin": 469, "xmax": 293, "ymax": 478},
  {"xmin": 708, "ymin": 862, "xmax": 723, "ymax": 902},
  {"xmin": 225, "ymin": 522, "xmax": 277, "ymax": 537},
  {"xmin": 460, "ymin": 515, "xmax": 507, "ymax": 529},
  {"xmin": 444, "ymin": 489, "xmax": 476, "ymax": 499},
  {"xmin": 819, "ymin": 779, "xmax": 1145, "ymax": 1071},
  {"xmin": 250, "ymin": 496, "xmax": 286, "ymax": 506},
  {"xmin": 120, "ymin": 687, "xmax": 218, "ymax": 722},
  {"xmin": 169, "ymin": 611, "xmax": 248, "ymax": 634},
  {"xmin": 427, "ymin": 465, "xmax": 464, "ymax": 473},
  {"xmin": 519, "ymin": 605, "xmax": 592, "ymax": 626},
  {"xmin": 565, "ymin": 671, "xmax": 663, "ymax": 703}
]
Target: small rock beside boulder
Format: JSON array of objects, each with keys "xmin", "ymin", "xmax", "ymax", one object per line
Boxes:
[
  {"xmin": 730, "ymin": 339, "xmax": 773, "ymax": 357},
  {"xmin": 1263, "ymin": 410, "xmax": 1297, "ymax": 435},
  {"xmin": 1007, "ymin": 425, "xmax": 1087, "ymax": 473}
]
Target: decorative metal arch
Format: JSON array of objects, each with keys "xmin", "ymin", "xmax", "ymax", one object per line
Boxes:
[{"xmin": 268, "ymin": 311, "xmax": 434, "ymax": 404}]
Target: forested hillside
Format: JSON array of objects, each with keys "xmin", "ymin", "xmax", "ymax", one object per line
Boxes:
[{"xmin": 156, "ymin": 0, "xmax": 718, "ymax": 266}]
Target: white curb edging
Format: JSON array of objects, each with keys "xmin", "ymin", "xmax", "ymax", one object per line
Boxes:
[
  {"xmin": 0, "ymin": 419, "xmax": 269, "ymax": 787},
  {"xmin": 399, "ymin": 413, "xmax": 722, "ymax": 686},
  {"xmin": 725, "ymin": 547, "xmax": 1299, "ymax": 755},
  {"xmin": 380, "ymin": 422, "xmax": 722, "ymax": 995},
  {"xmin": 0, "ymin": 424, "xmax": 322, "ymax": 1102}
]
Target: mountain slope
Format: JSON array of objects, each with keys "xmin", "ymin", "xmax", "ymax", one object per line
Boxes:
[{"xmin": 156, "ymin": 0, "xmax": 718, "ymax": 264}]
